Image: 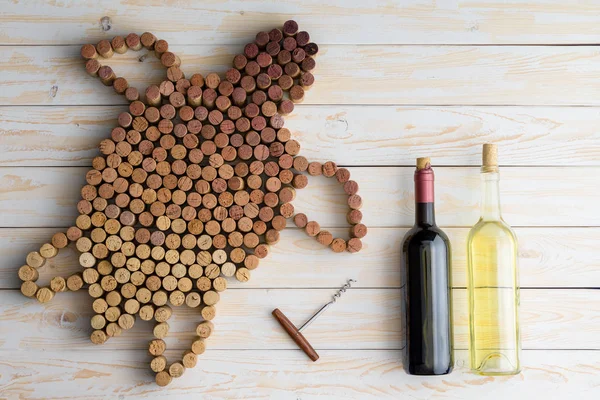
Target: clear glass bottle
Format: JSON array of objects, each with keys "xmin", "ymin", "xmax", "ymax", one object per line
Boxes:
[{"xmin": 467, "ymin": 144, "xmax": 521, "ymax": 375}]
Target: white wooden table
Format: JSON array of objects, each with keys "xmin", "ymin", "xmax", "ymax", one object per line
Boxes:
[{"xmin": 1, "ymin": 1, "xmax": 600, "ymax": 399}]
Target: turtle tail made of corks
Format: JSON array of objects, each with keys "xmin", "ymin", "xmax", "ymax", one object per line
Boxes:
[{"xmin": 16, "ymin": 20, "xmax": 368, "ymax": 386}]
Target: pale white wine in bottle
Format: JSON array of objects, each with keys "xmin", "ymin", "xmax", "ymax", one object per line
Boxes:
[{"xmin": 467, "ymin": 144, "xmax": 521, "ymax": 375}]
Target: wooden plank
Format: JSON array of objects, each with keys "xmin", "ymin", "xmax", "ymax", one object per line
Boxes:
[
  {"xmin": 0, "ymin": 166, "xmax": 596, "ymax": 228},
  {"xmin": 3, "ymin": 105, "xmax": 600, "ymax": 167},
  {"xmin": 0, "ymin": 349, "xmax": 598, "ymax": 399},
  {"xmin": 2, "ymin": 227, "xmax": 599, "ymax": 290},
  {"xmin": 0, "ymin": 289, "xmax": 598, "ymax": 351},
  {"xmin": 4, "ymin": 45, "xmax": 600, "ymax": 106},
  {"xmin": 3, "ymin": 0, "xmax": 600, "ymax": 45}
]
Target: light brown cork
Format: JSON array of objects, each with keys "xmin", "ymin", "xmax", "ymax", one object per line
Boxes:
[
  {"xmin": 416, "ymin": 157, "xmax": 430, "ymax": 171},
  {"xmin": 482, "ymin": 143, "xmax": 499, "ymax": 172}
]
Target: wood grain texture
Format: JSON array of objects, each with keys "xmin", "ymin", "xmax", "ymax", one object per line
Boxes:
[
  {"xmin": 0, "ymin": 289, "xmax": 598, "ymax": 351},
  {"xmin": 3, "ymin": 0, "xmax": 600, "ymax": 45},
  {"xmin": 0, "ymin": 166, "xmax": 596, "ymax": 228},
  {"xmin": 0, "ymin": 349, "xmax": 598, "ymax": 399},
  {"xmin": 1, "ymin": 227, "xmax": 599, "ymax": 290},
  {"xmin": 3, "ymin": 105, "xmax": 600, "ymax": 166},
  {"xmin": 5, "ymin": 45, "xmax": 600, "ymax": 106}
]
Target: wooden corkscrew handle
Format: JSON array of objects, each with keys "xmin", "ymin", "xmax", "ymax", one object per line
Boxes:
[{"xmin": 272, "ymin": 308, "xmax": 319, "ymax": 361}]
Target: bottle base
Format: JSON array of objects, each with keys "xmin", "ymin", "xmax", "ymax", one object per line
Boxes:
[
  {"xmin": 407, "ymin": 365, "xmax": 453, "ymax": 376},
  {"xmin": 471, "ymin": 352, "xmax": 520, "ymax": 376},
  {"xmin": 472, "ymin": 368, "xmax": 521, "ymax": 376}
]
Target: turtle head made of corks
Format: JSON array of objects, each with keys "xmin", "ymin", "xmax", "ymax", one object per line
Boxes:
[{"xmin": 16, "ymin": 20, "xmax": 367, "ymax": 386}]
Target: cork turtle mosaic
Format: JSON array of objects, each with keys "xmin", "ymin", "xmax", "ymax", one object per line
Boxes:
[{"xmin": 16, "ymin": 20, "xmax": 367, "ymax": 386}]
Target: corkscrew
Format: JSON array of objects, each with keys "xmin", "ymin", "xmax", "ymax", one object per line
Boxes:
[{"xmin": 272, "ymin": 279, "xmax": 357, "ymax": 361}]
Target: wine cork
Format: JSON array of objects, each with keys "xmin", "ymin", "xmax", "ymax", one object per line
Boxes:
[
  {"xmin": 196, "ymin": 276, "xmax": 212, "ymax": 292},
  {"xmin": 204, "ymin": 263, "xmax": 220, "ymax": 279},
  {"xmin": 191, "ymin": 339, "xmax": 206, "ymax": 355},
  {"xmin": 105, "ymin": 306, "xmax": 121, "ymax": 322},
  {"xmin": 316, "ymin": 230, "xmax": 334, "ymax": 246},
  {"xmin": 91, "ymin": 314, "xmax": 106, "ymax": 330},
  {"xmin": 305, "ymin": 221, "xmax": 320, "ymax": 237},
  {"xmin": 40, "ymin": 243, "xmax": 59, "ymax": 259},
  {"xmin": 80, "ymin": 44, "xmax": 97, "ymax": 60},
  {"xmin": 272, "ymin": 215, "xmax": 287, "ymax": 231},
  {"xmin": 36, "ymin": 287, "xmax": 54, "ymax": 303},
  {"xmin": 169, "ymin": 290, "xmax": 185, "ymax": 306},
  {"xmin": 348, "ymin": 194, "xmax": 363, "ymax": 210},
  {"xmin": 235, "ymin": 267, "xmax": 251, "ymax": 282},
  {"xmin": 52, "ymin": 232, "xmax": 69, "ymax": 249},
  {"xmin": 153, "ymin": 322, "xmax": 170, "ymax": 339},
  {"xmin": 244, "ymin": 254, "xmax": 260, "ymax": 270},
  {"xmin": 96, "ymin": 39, "xmax": 113, "ymax": 58},
  {"xmin": 151, "ymin": 355, "xmax": 168, "ymax": 373},
  {"xmin": 122, "ymin": 298, "xmax": 140, "ymax": 314},
  {"xmin": 213, "ymin": 276, "xmax": 227, "ymax": 292},
  {"xmin": 67, "ymin": 274, "xmax": 84, "ymax": 291},
  {"xmin": 103, "ymin": 323, "xmax": 120, "ymax": 339},
  {"xmin": 347, "ymin": 209, "xmax": 363, "ymax": 225},
  {"xmin": 21, "ymin": 280, "xmax": 38, "ymax": 297},
  {"xmin": 50, "ymin": 276, "xmax": 67, "ymax": 292},
  {"xmin": 18, "ymin": 265, "xmax": 39, "ymax": 282},
  {"xmin": 149, "ymin": 338, "xmax": 167, "ymax": 356},
  {"xmin": 293, "ymin": 213, "xmax": 308, "ymax": 228},
  {"xmin": 83, "ymin": 268, "xmax": 100, "ymax": 284},
  {"xmin": 195, "ymin": 321, "xmax": 214, "ymax": 338},
  {"xmin": 416, "ymin": 157, "xmax": 430, "ymax": 171},
  {"xmin": 90, "ymin": 330, "xmax": 107, "ymax": 345},
  {"xmin": 85, "ymin": 59, "xmax": 101, "ymax": 76},
  {"xmin": 118, "ymin": 314, "xmax": 135, "ymax": 330},
  {"xmin": 26, "ymin": 251, "xmax": 45, "ymax": 269},
  {"xmin": 351, "ymin": 223, "xmax": 368, "ymax": 239},
  {"xmin": 307, "ymin": 162, "xmax": 322, "ymax": 176},
  {"xmin": 185, "ymin": 292, "xmax": 202, "ymax": 308},
  {"xmin": 330, "ymin": 238, "xmax": 347, "ymax": 253},
  {"xmin": 483, "ymin": 143, "xmax": 499, "ymax": 171},
  {"xmin": 347, "ymin": 238, "xmax": 363, "ymax": 253},
  {"xmin": 203, "ymin": 291, "xmax": 220, "ymax": 306},
  {"xmin": 156, "ymin": 371, "xmax": 172, "ymax": 387},
  {"xmin": 182, "ymin": 351, "xmax": 198, "ymax": 368},
  {"xmin": 155, "ymin": 305, "xmax": 172, "ymax": 322},
  {"xmin": 221, "ymin": 262, "xmax": 236, "ymax": 277},
  {"xmin": 152, "ymin": 290, "xmax": 168, "ymax": 306},
  {"xmin": 265, "ymin": 229, "xmax": 280, "ymax": 245},
  {"xmin": 92, "ymin": 298, "xmax": 109, "ymax": 314},
  {"xmin": 201, "ymin": 305, "xmax": 216, "ymax": 320},
  {"xmin": 139, "ymin": 304, "xmax": 155, "ymax": 321}
]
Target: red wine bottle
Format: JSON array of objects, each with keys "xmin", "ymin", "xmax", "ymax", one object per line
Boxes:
[{"xmin": 402, "ymin": 157, "xmax": 454, "ymax": 375}]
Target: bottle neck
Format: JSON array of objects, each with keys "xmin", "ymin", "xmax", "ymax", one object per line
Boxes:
[
  {"xmin": 415, "ymin": 202, "xmax": 436, "ymax": 226},
  {"xmin": 480, "ymin": 170, "xmax": 502, "ymax": 220},
  {"xmin": 414, "ymin": 167, "xmax": 436, "ymax": 227}
]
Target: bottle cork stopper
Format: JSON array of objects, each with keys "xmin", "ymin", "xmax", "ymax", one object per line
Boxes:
[
  {"xmin": 482, "ymin": 143, "xmax": 498, "ymax": 169},
  {"xmin": 416, "ymin": 157, "xmax": 430, "ymax": 171}
]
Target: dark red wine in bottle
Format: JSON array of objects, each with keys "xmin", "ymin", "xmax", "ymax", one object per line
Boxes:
[{"xmin": 402, "ymin": 157, "xmax": 454, "ymax": 375}]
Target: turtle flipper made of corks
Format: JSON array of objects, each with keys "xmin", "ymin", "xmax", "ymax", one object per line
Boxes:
[{"xmin": 16, "ymin": 20, "xmax": 367, "ymax": 386}]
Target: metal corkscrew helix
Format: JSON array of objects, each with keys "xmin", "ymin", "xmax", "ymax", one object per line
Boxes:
[{"xmin": 272, "ymin": 279, "xmax": 357, "ymax": 362}]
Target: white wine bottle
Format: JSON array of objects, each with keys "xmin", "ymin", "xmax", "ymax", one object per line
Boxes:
[{"xmin": 467, "ymin": 144, "xmax": 521, "ymax": 375}]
